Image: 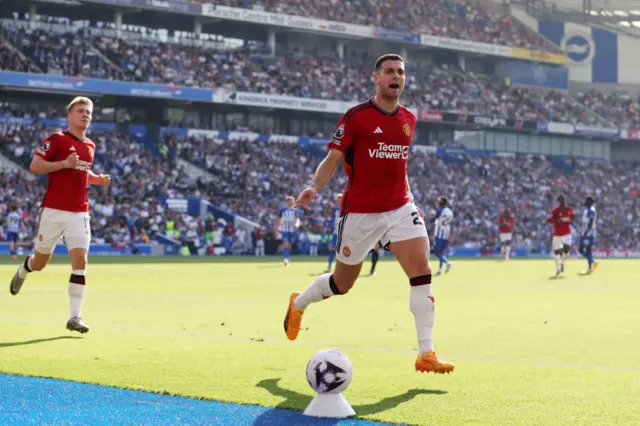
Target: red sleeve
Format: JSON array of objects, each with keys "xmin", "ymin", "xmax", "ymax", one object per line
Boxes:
[
  {"xmin": 546, "ymin": 209, "xmax": 556, "ymax": 224},
  {"xmin": 327, "ymin": 114, "xmax": 357, "ymax": 154},
  {"xmin": 35, "ymin": 133, "xmax": 61, "ymax": 161}
]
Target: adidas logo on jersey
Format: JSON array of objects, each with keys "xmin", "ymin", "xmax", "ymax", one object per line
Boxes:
[
  {"xmin": 69, "ymin": 146, "xmax": 76, "ymax": 151},
  {"xmin": 373, "ymin": 127, "xmax": 383, "ymax": 134}
]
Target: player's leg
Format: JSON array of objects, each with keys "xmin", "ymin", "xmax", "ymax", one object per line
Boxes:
[
  {"xmin": 62, "ymin": 212, "xmax": 91, "ymax": 333},
  {"xmin": 284, "ymin": 258, "xmax": 362, "ymax": 341},
  {"xmin": 585, "ymin": 237, "xmax": 598, "ymax": 273},
  {"xmin": 9, "ymin": 233, "xmax": 16, "ymax": 259},
  {"xmin": 504, "ymin": 234, "xmax": 512, "ymax": 260},
  {"xmin": 370, "ymin": 243, "xmax": 380, "ymax": 275},
  {"xmin": 434, "ymin": 239, "xmax": 451, "ymax": 274},
  {"xmin": 282, "ymin": 233, "xmax": 291, "ymax": 265},
  {"xmin": 326, "ymin": 234, "xmax": 337, "ymax": 272},
  {"xmin": 561, "ymin": 238, "xmax": 572, "ymax": 272},
  {"xmin": 383, "ymin": 204, "xmax": 454, "ymax": 374},
  {"xmin": 10, "ymin": 209, "xmax": 60, "ymax": 295},
  {"xmin": 284, "ymin": 213, "xmax": 380, "ymax": 340},
  {"xmin": 551, "ymin": 236, "xmax": 563, "ymax": 276},
  {"xmin": 578, "ymin": 239, "xmax": 588, "ymax": 269}
]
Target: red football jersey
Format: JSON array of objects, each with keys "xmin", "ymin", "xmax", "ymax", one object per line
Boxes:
[
  {"xmin": 547, "ymin": 206, "xmax": 574, "ymax": 236},
  {"xmin": 327, "ymin": 99, "xmax": 415, "ymax": 214},
  {"xmin": 499, "ymin": 215, "xmax": 514, "ymax": 233},
  {"xmin": 35, "ymin": 130, "xmax": 96, "ymax": 213}
]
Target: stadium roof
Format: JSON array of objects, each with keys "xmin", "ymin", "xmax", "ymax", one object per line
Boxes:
[{"xmin": 518, "ymin": 0, "xmax": 640, "ymax": 30}]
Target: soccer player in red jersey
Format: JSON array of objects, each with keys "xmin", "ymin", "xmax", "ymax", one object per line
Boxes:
[
  {"xmin": 546, "ymin": 194, "xmax": 574, "ymax": 277},
  {"xmin": 9, "ymin": 97, "xmax": 111, "ymax": 333},
  {"xmin": 498, "ymin": 209, "xmax": 514, "ymax": 260},
  {"xmin": 283, "ymin": 54, "xmax": 454, "ymax": 374}
]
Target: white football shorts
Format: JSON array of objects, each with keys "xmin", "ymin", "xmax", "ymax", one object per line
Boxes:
[
  {"xmin": 35, "ymin": 207, "xmax": 91, "ymax": 253},
  {"xmin": 335, "ymin": 203, "xmax": 428, "ymax": 265}
]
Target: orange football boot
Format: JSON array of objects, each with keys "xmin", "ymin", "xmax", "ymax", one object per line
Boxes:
[
  {"xmin": 415, "ymin": 350, "xmax": 455, "ymax": 374},
  {"xmin": 283, "ymin": 291, "xmax": 304, "ymax": 341}
]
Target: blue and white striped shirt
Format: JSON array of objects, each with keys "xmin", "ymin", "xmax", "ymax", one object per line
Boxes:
[
  {"xmin": 582, "ymin": 206, "xmax": 596, "ymax": 238},
  {"xmin": 279, "ymin": 207, "xmax": 298, "ymax": 233},
  {"xmin": 7, "ymin": 212, "xmax": 21, "ymax": 233},
  {"xmin": 434, "ymin": 207, "xmax": 453, "ymax": 240}
]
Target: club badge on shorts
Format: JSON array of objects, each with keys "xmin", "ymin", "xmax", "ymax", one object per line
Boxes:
[{"xmin": 342, "ymin": 247, "xmax": 351, "ymax": 257}]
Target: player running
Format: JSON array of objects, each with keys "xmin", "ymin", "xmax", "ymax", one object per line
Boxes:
[
  {"xmin": 578, "ymin": 196, "xmax": 598, "ymax": 275},
  {"xmin": 498, "ymin": 209, "xmax": 514, "ymax": 260},
  {"xmin": 275, "ymin": 196, "xmax": 300, "ymax": 266},
  {"xmin": 283, "ymin": 54, "xmax": 454, "ymax": 375},
  {"xmin": 325, "ymin": 194, "xmax": 342, "ymax": 272},
  {"xmin": 546, "ymin": 194, "xmax": 574, "ymax": 277},
  {"xmin": 6, "ymin": 205, "xmax": 22, "ymax": 260},
  {"xmin": 432, "ymin": 197, "xmax": 453, "ymax": 275},
  {"xmin": 9, "ymin": 97, "xmax": 111, "ymax": 334}
]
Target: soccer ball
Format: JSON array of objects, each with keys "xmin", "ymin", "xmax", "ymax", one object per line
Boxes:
[{"xmin": 306, "ymin": 349, "xmax": 353, "ymax": 394}]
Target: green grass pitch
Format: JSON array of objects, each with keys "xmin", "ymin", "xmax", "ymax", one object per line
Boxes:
[{"xmin": 1, "ymin": 256, "xmax": 639, "ymax": 425}]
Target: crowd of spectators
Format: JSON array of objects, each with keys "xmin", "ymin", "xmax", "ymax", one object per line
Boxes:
[
  {"xmin": 164, "ymin": 131, "xmax": 640, "ymax": 251},
  {"xmin": 2, "ymin": 117, "xmax": 638, "ymax": 253},
  {"xmin": 190, "ymin": 0, "xmax": 560, "ymax": 52},
  {"xmin": 0, "ymin": 22, "xmax": 618, "ymax": 128}
]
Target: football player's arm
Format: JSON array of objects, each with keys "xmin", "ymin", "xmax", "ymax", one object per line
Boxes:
[
  {"xmin": 430, "ymin": 208, "xmax": 441, "ymax": 224},
  {"xmin": 88, "ymin": 170, "xmax": 111, "ymax": 186},
  {"xmin": 546, "ymin": 213, "xmax": 555, "ymax": 224},
  {"xmin": 30, "ymin": 155, "xmax": 70, "ymax": 175},
  {"xmin": 309, "ymin": 149, "xmax": 343, "ymax": 193}
]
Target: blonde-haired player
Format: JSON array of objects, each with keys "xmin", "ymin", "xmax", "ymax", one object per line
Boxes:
[
  {"xmin": 9, "ymin": 96, "xmax": 111, "ymax": 334},
  {"xmin": 275, "ymin": 195, "xmax": 300, "ymax": 266}
]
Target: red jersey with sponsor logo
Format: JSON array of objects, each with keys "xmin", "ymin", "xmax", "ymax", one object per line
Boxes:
[
  {"xmin": 499, "ymin": 215, "xmax": 514, "ymax": 233},
  {"xmin": 547, "ymin": 206, "xmax": 574, "ymax": 236},
  {"xmin": 327, "ymin": 99, "xmax": 415, "ymax": 214},
  {"xmin": 35, "ymin": 130, "xmax": 95, "ymax": 213}
]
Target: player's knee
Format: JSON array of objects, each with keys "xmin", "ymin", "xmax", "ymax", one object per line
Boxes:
[
  {"xmin": 72, "ymin": 259, "xmax": 87, "ymax": 271},
  {"xmin": 331, "ymin": 274, "xmax": 354, "ymax": 295}
]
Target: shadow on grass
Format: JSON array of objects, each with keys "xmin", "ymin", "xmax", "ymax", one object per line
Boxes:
[
  {"xmin": 252, "ymin": 377, "xmax": 446, "ymax": 425},
  {"xmin": 0, "ymin": 336, "xmax": 82, "ymax": 348}
]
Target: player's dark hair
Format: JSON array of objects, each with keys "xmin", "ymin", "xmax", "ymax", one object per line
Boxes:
[
  {"xmin": 439, "ymin": 197, "xmax": 448, "ymax": 207},
  {"xmin": 585, "ymin": 196, "xmax": 594, "ymax": 204},
  {"xmin": 375, "ymin": 54, "xmax": 404, "ymax": 71}
]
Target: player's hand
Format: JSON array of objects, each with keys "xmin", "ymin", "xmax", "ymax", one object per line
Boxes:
[
  {"xmin": 416, "ymin": 205, "xmax": 425, "ymax": 219},
  {"xmin": 100, "ymin": 174, "xmax": 111, "ymax": 187},
  {"xmin": 294, "ymin": 186, "xmax": 317, "ymax": 209},
  {"xmin": 63, "ymin": 153, "xmax": 79, "ymax": 169}
]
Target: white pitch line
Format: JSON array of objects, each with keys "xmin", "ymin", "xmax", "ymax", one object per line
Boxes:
[{"xmin": 1, "ymin": 317, "xmax": 639, "ymax": 374}]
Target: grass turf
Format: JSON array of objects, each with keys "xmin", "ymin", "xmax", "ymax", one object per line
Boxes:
[{"xmin": 1, "ymin": 257, "xmax": 639, "ymax": 425}]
